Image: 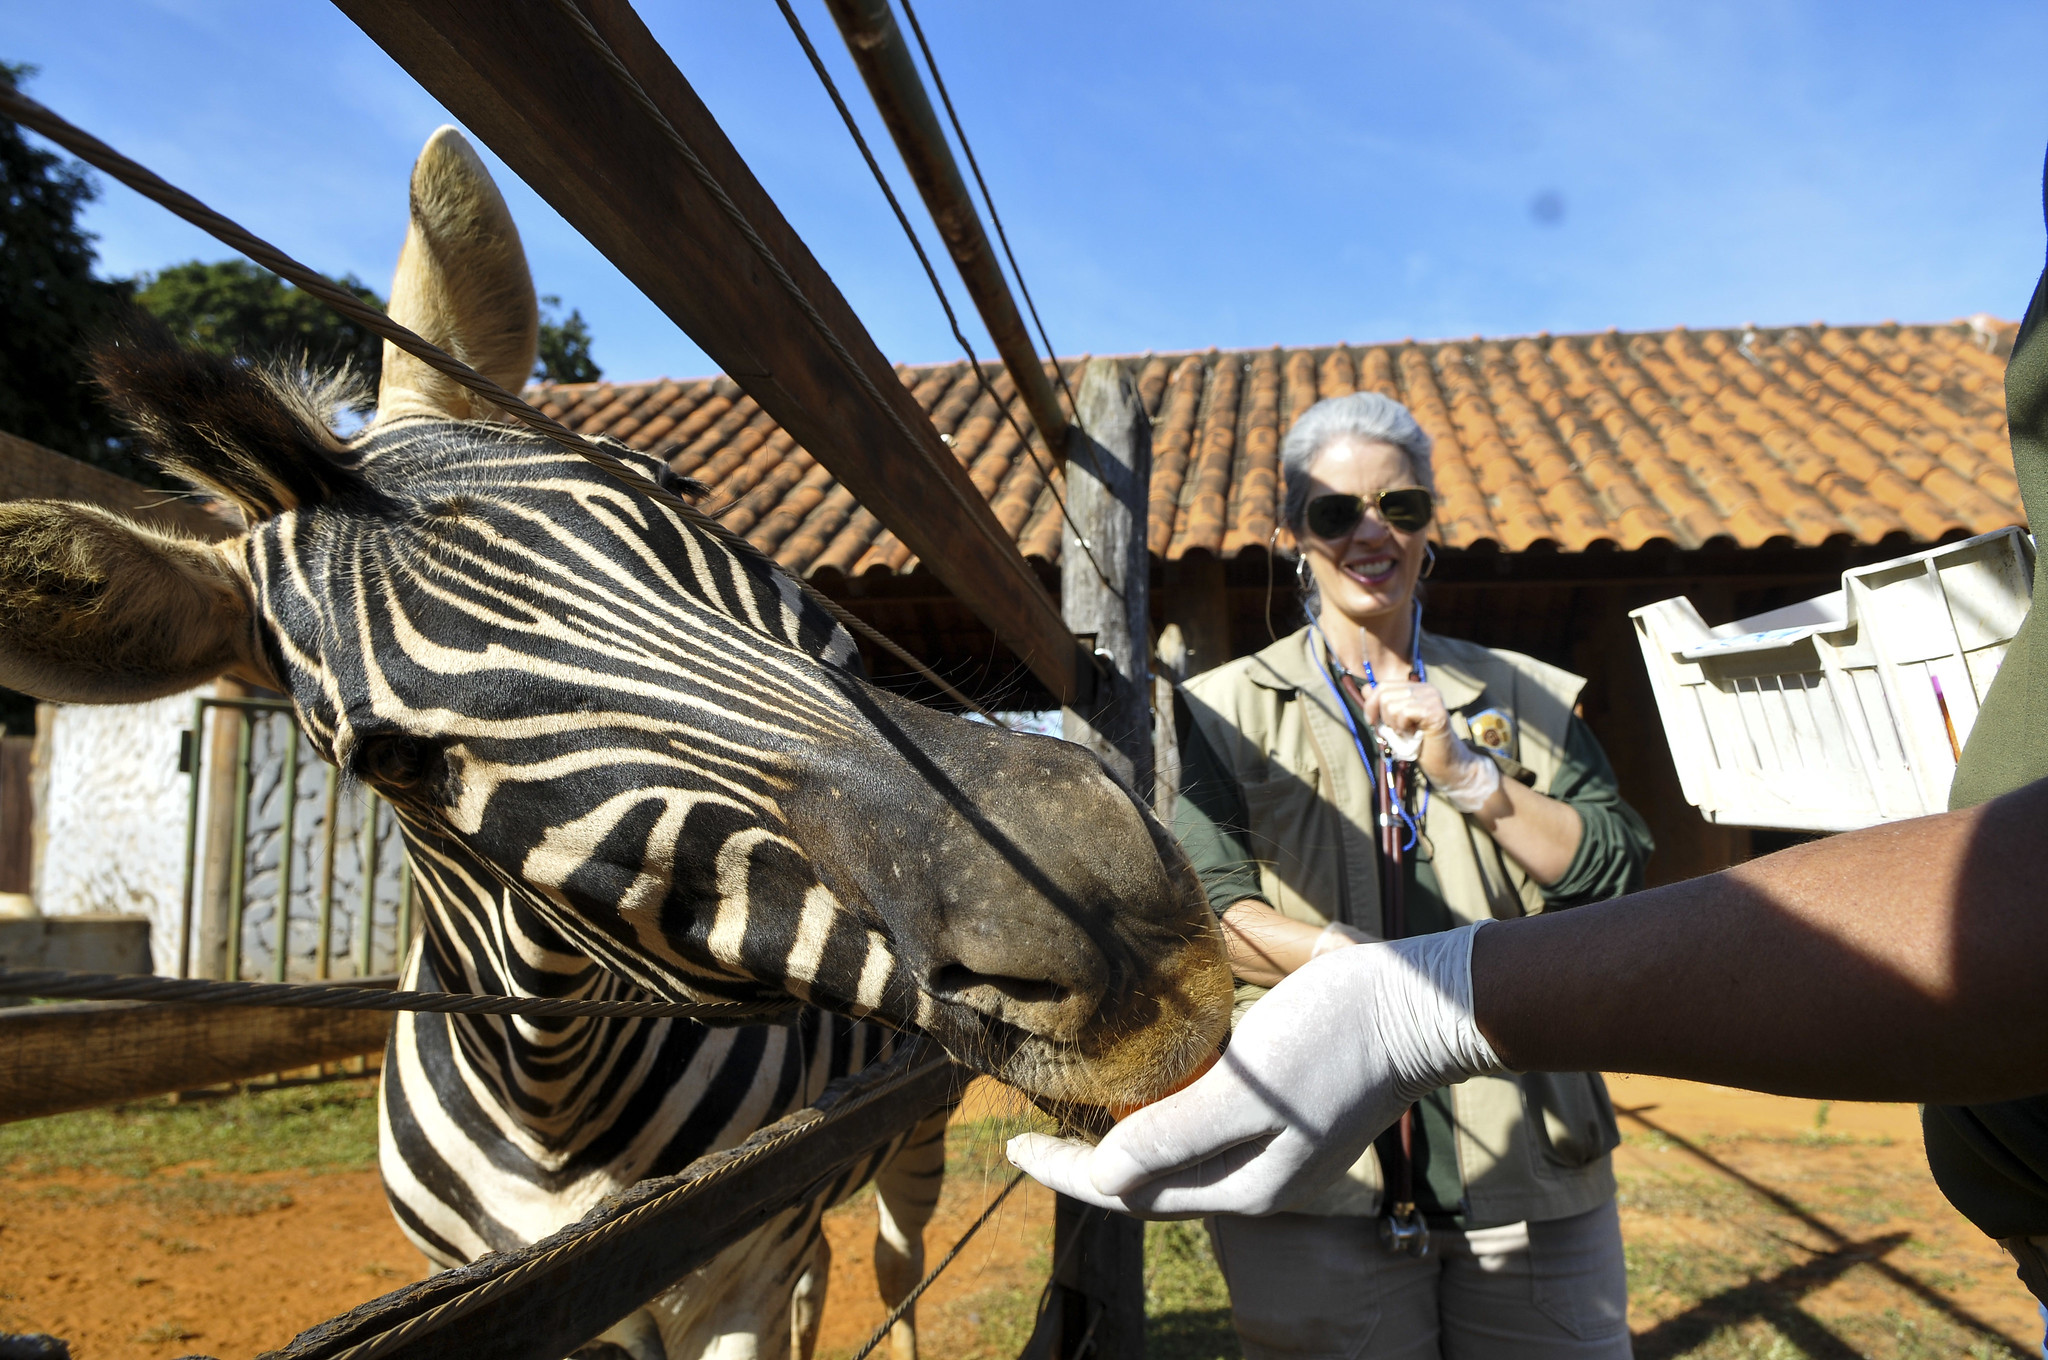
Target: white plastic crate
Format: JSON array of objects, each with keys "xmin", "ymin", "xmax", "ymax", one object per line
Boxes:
[{"xmin": 1630, "ymin": 527, "xmax": 2035, "ymax": 832}]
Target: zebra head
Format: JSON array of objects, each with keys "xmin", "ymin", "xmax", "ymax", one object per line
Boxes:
[{"xmin": 0, "ymin": 128, "xmax": 1231, "ymax": 1114}]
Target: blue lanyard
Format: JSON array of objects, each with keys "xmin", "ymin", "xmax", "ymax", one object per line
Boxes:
[
  {"xmin": 1355, "ymin": 600, "xmax": 1428, "ymax": 691},
  {"xmin": 1309, "ymin": 601, "xmax": 1430, "ymax": 847}
]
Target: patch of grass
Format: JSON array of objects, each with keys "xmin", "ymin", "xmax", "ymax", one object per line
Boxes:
[
  {"xmin": 1833, "ymin": 1306, "xmax": 2018, "ymax": 1360},
  {"xmin": 1616, "ymin": 1171, "xmax": 1758, "ymax": 1219},
  {"xmin": 1626, "ymin": 1237, "xmax": 1791, "ymax": 1311},
  {"xmin": 934, "ymin": 1280, "xmax": 1043, "ymax": 1360},
  {"xmin": 139, "ymin": 1230, "xmax": 204, "ymax": 1255},
  {"xmin": 947, "ymin": 1111, "xmax": 1052, "ymax": 1183},
  {"xmin": 125, "ymin": 1172, "xmax": 295, "ymax": 1218},
  {"xmin": 0, "ymin": 1077, "xmax": 379, "ymax": 1177},
  {"xmin": 1696, "ymin": 1129, "xmax": 1896, "ymax": 1150},
  {"xmin": 1145, "ymin": 1220, "xmax": 1240, "ymax": 1360}
]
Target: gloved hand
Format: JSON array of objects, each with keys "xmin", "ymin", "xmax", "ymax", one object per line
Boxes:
[
  {"xmin": 1008, "ymin": 923, "xmax": 1506, "ymax": 1218},
  {"xmin": 1367, "ymin": 682, "xmax": 1502, "ymax": 815}
]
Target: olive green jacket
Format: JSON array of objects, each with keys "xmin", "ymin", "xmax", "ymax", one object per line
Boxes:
[{"xmin": 1180, "ymin": 627, "xmax": 1624, "ymax": 1225}]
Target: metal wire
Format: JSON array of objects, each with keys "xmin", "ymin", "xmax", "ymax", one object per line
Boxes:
[
  {"xmin": 0, "ymin": 967, "xmax": 779, "ymax": 1020},
  {"xmin": 772, "ymin": 0, "xmax": 1120, "ymax": 598},
  {"xmin": 846, "ymin": 1169, "xmax": 1028, "ymax": 1360},
  {"xmin": 540, "ymin": 0, "xmax": 1061, "ymax": 685},
  {"xmin": 292, "ymin": 1041, "xmax": 954, "ymax": 1360},
  {"xmin": 0, "ymin": 82, "xmax": 1005, "ymax": 725},
  {"xmin": 896, "ymin": 0, "xmax": 1078, "ymax": 420}
]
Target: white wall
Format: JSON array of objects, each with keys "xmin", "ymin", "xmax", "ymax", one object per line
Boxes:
[
  {"xmin": 35, "ymin": 691, "xmax": 408, "ymax": 978},
  {"xmin": 34, "ymin": 688, "xmax": 209, "ymax": 972}
]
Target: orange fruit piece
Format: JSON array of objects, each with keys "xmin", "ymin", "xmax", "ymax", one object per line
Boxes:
[{"xmin": 1108, "ymin": 1048, "xmax": 1219, "ymax": 1122}]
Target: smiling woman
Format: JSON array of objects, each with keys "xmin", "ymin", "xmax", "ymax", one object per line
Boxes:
[{"xmin": 1165, "ymin": 391, "xmax": 1655, "ymax": 1359}]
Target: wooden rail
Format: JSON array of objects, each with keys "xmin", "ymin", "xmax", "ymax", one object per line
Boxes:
[
  {"xmin": 257, "ymin": 1040, "xmax": 965, "ymax": 1360},
  {"xmin": 0, "ymin": 979, "xmax": 396, "ymax": 1122},
  {"xmin": 332, "ymin": 0, "xmax": 1082, "ymax": 704},
  {"xmin": 0, "ymin": 428, "xmax": 232, "ymax": 539}
]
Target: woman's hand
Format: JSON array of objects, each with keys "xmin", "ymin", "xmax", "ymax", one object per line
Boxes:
[
  {"xmin": 1362, "ymin": 684, "xmax": 1583, "ymax": 883},
  {"xmin": 1365, "ymin": 682, "xmax": 1501, "ymax": 814}
]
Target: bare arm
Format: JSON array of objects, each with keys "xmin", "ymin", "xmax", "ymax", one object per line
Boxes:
[
  {"xmin": 1219, "ymin": 899, "xmax": 1330, "ymax": 987},
  {"xmin": 1012, "ymin": 776, "xmax": 2048, "ymax": 1218},
  {"xmin": 1474, "ymin": 777, "xmax": 2048, "ymax": 1103},
  {"xmin": 1465, "ymin": 777, "xmax": 1582, "ymax": 886}
]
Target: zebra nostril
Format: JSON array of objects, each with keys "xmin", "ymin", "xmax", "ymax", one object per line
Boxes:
[{"xmin": 928, "ymin": 963, "xmax": 1069, "ymax": 1010}]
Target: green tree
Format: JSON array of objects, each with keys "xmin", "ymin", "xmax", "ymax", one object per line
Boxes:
[
  {"xmin": 0, "ymin": 63, "xmax": 145, "ymax": 481},
  {"xmin": 535, "ymin": 294, "xmax": 601, "ymax": 384},
  {"xmin": 135, "ymin": 258, "xmax": 387, "ymax": 396}
]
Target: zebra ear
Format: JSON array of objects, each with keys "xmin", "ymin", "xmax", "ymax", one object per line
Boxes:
[
  {"xmin": 376, "ymin": 126, "xmax": 539, "ymax": 423},
  {"xmin": 0, "ymin": 501, "xmax": 274, "ymax": 703}
]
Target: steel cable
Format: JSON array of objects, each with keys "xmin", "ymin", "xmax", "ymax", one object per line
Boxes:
[
  {"xmin": 772, "ymin": 0, "xmax": 1122, "ymax": 600},
  {"xmin": 0, "ymin": 967, "xmax": 780, "ymax": 1020},
  {"xmin": 280, "ymin": 1041, "xmax": 956, "ymax": 1360},
  {"xmin": 846, "ymin": 1169, "xmax": 1029, "ymax": 1360},
  {"xmin": 540, "ymin": 0, "xmax": 1075, "ymax": 650},
  {"xmin": 896, "ymin": 0, "xmax": 1079, "ymax": 420}
]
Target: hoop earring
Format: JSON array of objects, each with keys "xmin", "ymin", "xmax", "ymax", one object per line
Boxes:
[
  {"xmin": 1295, "ymin": 555, "xmax": 1310, "ymax": 589},
  {"xmin": 1421, "ymin": 542, "xmax": 1437, "ymax": 579}
]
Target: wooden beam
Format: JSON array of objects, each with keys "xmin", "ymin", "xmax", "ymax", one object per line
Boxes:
[
  {"xmin": 332, "ymin": 0, "xmax": 1080, "ymax": 703},
  {"xmin": 821, "ymin": 0, "xmax": 1071, "ymax": 458},
  {"xmin": 0, "ymin": 983, "xmax": 395, "ymax": 1122},
  {"xmin": 0, "ymin": 429, "xmax": 233, "ymax": 540},
  {"xmin": 1026, "ymin": 1197, "xmax": 1146, "ymax": 1360},
  {"xmin": 1060, "ymin": 360, "xmax": 1153, "ymax": 794},
  {"xmin": 1043, "ymin": 360, "xmax": 1151, "ymax": 1360},
  {"xmin": 263, "ymin": 1043, "xmax": 964, "ymax": 1360}
]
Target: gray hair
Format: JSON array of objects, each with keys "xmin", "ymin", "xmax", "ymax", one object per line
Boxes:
[{"xmin": 1278, "ymin": 392, "xmax": 1436, "ymax": 534}]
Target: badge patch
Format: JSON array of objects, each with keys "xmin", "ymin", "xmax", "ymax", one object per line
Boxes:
[{"xmin": 1469, "ymin": 708, "xmax": 1514, "ymax": 753}]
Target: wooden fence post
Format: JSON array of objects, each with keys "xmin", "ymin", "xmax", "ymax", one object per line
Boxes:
[
  {"xmin": 1061, "ymin": 360, "xmax": 1153, "ymax": 795},
  {"xmin": 195, "ymin": 680, "xmax": 250, "ymax": 979},
  {"xmin": 1041, "ymin": 358, "xmax": 1151, "ymax": 1359}
]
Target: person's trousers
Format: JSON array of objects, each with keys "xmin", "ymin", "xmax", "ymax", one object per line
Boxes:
[{"xmin": 1206, "ymin": 1200, "xmax": 1631, "ymax": 1359}]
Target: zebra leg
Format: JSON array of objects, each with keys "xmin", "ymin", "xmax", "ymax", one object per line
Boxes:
[
  {"xmin": 789, "ymin": 1228, "xmax": 832, "ymax": 1360},
  {"xmin": 572, "ymin": 1308, "xmax": 666, "ymax": 1360},
  {"xmin": 871, "ymin": 1109, "xmax": 949, "ymax": 1360},
  {"xmin": 644, "ymin": 1206, "xmax": 827, "ymax": 1359}
]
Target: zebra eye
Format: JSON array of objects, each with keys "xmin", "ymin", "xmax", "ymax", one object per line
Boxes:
[{"xmin": 356, "ymin": 735, "xmax": 433, "ymax": 791}]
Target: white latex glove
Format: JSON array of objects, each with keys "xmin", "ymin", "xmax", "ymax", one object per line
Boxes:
[
  {"xmin": 1312, "ymin": 921, "xmax": 1373, "ymax": 958},
  {"xmin": 1370, "ymin": 682, "xmax": 1502, "ymax": 815},
  {"xmin": 1008, "ymin": 924, "xmax": 1506, "ymax": 1218}
]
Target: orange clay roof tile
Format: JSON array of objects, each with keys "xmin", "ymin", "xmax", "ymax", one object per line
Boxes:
[{"xmin": 524, "ymin": 321, "xmax": 2023, "ymax": 579}]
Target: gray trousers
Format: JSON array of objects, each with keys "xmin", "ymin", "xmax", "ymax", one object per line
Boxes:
[{"xmin": 1207, "ymin": 1200, "xmax": 1631, "ymax": 1359}]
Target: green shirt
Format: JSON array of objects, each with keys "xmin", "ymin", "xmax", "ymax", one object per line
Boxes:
[
  {"xmin": 1171, "ymin": 671, "xmax": 1652, "ymax": 1219},
  {"xmin": 1923, "ymin": 246, "xmax": 2048, "ymax": 1241}
]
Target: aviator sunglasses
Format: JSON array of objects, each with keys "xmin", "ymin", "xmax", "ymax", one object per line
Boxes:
[{"xmin": 1303, "ymin": 487, "xmax": 1435, "ymax": 539}]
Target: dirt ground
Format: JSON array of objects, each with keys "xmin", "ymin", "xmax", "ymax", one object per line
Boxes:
[
  {"xmin": 0, "ymin": 1076, "xmax": 2040, "ymax": 1359},
  {"xmin": 1606, "ymin": 1074, "xmax": 2041, "ymax": 1358}
]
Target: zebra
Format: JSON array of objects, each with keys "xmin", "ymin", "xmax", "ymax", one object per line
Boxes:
[{"xmin": 0, "ymin": 126, "xmax": 1231, "ymax": 1358}]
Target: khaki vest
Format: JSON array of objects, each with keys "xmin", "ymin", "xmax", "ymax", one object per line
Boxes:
[{"xmin": 1181, "ymin": 626, "xmax": 1619, "ymax": 1224}]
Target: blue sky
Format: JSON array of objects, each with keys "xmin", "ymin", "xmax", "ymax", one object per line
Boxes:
[{"xmin": 11, "ymin": 2, "xmax": 2048, "ymax": 384}]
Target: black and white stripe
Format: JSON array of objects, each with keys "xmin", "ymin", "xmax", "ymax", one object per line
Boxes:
[{"xmin": 247, "ymin": 420, "xmax": 946, "ymax": 1358}]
